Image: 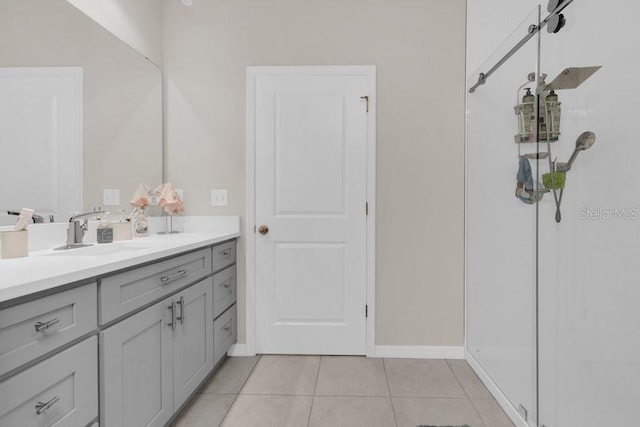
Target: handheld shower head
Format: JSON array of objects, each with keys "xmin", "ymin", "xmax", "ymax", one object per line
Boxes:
[
  {"xmin": 575, "ymin": 131, "xmax": 596, "ymax": 151},
  {"xmin": 555, "ymin": 131, "xmax": 597, "ymax": 172}
]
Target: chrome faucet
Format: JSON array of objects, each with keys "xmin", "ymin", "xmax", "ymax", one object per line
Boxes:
[
  {"xmin": 55, "ymin": 209, "xmax": 104, "ymax": 250},
  {"xmin": 67, "ymin": 209, "xmax": 104, "ymax": 245}
]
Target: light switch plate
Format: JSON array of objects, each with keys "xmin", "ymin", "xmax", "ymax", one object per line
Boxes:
[
  {"xmin": 103, "ymin": 189, "xmax": 120, "ymax": 206},
  {"xmin": 211, "ymin": 189, "xmax": 228, "ymax": 206}
]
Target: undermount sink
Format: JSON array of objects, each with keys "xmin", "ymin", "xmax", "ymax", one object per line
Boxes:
[{"xmin": 48, "ymin": 242, "xmax": 150, "ymax": 256}]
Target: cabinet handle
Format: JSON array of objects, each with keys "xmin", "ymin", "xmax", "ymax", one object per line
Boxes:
[
  {"xmin": 161, "ymin": 269, "xmax": 187, "ymax": 284},
  {"xmin": 176, "ymin": 296, "xmax": 185, "ymax": 324},
  {"xmin": 34, "ymin": 318, "xmax": 59, "ymax": 333},
  {"xmin": 220, "ymin": 248, "xmax": 232, "ymax": 257},
  {"xmin": 222, "ymin": 278, "xmax": 232, "ymax": 289},
  {"xmin": 35, "ymin": 395, "xmax": 59, "ymax": 415},
  {"xmin": 167, "ymin": 302, "xmax": 176, "ymax": 329},
  {"xmin": 223, "ymin": 321, "xmax": 233, "ymax": 337}
]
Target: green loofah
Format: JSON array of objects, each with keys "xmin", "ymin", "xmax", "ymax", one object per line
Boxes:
[{"xmin": 542, "ymin": 171, "xmax": 566, "ymax": 189}]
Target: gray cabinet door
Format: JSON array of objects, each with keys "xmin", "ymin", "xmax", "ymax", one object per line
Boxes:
[
  {"xmin": 172, "ymin": 278, "xmax": 213, "ymax": 409},
  {"xmin": 100, "ymin": 297, "xmax": 173, "ymax": 427}
]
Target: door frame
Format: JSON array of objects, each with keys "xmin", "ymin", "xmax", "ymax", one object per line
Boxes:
[{"xmin": 245, "ymin": 65, "xmax": 376, "ymax": 357}]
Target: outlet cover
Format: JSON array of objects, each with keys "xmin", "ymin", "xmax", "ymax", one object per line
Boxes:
[
  {"xmin": 103, "ymin": 189, "xmax": 120, "ymax": 206},
  {"xmin": 211, "ymin": 189, "xmax": 228, "ymax": 206}
]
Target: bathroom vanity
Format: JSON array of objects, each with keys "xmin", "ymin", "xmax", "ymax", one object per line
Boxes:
[{"xmin": 0, "ymin": 228, "xmax": 239, "ymax": 426}]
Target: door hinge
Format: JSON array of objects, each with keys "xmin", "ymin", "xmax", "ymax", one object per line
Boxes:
[
  {"xmin": 365, "ymin": 202, "xmax": 369, "ymax": 216},
  {"xmin": 360, "ymin": 96, "xmax": 369, "ymax": 113},
  {"xmin": 365, "ymin": 305, "xmax": 368, "ymax": 318}
]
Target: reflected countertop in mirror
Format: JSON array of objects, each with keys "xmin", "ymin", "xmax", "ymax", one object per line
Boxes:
[{"xmin": 0, "ymin": 0, "xmax": 162, "ymax": 224}]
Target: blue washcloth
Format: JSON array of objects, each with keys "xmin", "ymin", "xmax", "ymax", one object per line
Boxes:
[{"xmin": 517, "ymin": 157, "xmax": 534, "ymax": 192}]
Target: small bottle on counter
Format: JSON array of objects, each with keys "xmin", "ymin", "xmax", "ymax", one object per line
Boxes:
[
  {"xmin": 97, "ymin": 219, "xmax": 114, "ymax": 244},
  {"xmin": 133, "ymin": 209, "xmax": 149, "ymax": 237}
]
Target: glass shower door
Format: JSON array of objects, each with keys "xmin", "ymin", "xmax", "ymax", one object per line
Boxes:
[
  {"xmin": 466, "ymin": 8, "xmax": 541, "ymax": 425},
  {"xmin": 537, "ymin": 1, "xmax": 640, "ymax": 426}
]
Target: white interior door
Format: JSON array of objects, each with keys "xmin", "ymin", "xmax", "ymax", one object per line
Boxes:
[
  {"xmin": 252, "ymin": 66, "xmax": 374, "ymax": 355},
  {"xmin": 0, "ymin": 67, "xmax": 82, "ymax": 223}
]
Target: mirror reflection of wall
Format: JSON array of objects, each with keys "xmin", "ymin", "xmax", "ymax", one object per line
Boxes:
[{"xmin": 0, "ymin": 0, "xmax": 162, "ymax": 224}]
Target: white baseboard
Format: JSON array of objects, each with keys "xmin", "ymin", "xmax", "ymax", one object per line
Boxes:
[
  {"xmin": 465, "ymin": 350, "xmax": 529, "ymax": 427},
  {"xmin": 227, "ymin": 344, "xmax": 256, "ymax": 357},
  {"xmin": 374, "ymin": 345, "xmax": 465, "ymax": 359},
  {"xmin": 228, "ymin": 344, "xmax": 464, "ymax": 359}
]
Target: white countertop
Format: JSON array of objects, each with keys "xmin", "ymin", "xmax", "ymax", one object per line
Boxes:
[{"xmin": 0, "ymin": 216, "xmax": 240, "ymax": 304}]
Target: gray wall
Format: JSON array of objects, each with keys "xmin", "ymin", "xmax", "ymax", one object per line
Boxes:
[{"xmin": 163, "ymin": 0, "xmax": 467, "ymax": 347}]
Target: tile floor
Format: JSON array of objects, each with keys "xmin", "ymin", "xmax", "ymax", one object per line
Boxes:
[{"xmin": 172, "ymin": 355, "xmax": 515, "ymax": 427}]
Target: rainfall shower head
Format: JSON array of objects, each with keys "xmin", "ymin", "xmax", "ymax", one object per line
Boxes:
[
  {"xmin": 543, "ymin": 66, "xmax": 602, "ymax": 91},
  {"xmin": 556, "ymin": 131, "xmax": 597, "ymax": 172}
]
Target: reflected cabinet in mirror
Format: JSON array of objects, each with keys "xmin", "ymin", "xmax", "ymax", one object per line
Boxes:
[{"xmin": 0, "ymin": 0, "xmax": 162, "ymax": 224}]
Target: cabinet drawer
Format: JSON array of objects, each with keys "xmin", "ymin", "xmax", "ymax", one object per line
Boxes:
[
  {"xmin": 0, "ymin": 284, "xmax": 97, "ymax": 377},
  {"xmin": 212, "ymin": 240, "xmax": 236, "ymax": 273},
  {"xmin": 212, "ymin": 265, "xmax": 236, "ymax": 319},
  {"xmin": 99, "ymin": 248, "xmax": 212, "ymax": 325},
  {"xmin": 213, "ymin": 304, "xmax": 237, "ymax": 365},
  {"xmin": 0, "ymin": 336, "xmax": 98, "ymax": 427}
]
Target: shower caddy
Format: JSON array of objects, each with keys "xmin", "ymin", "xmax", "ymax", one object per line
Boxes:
[
  {"xmin": 468, "ymin": 0, "xmax": 601, "ymax": 223},
  {"xmin": 513, "ymin": 66, "xmax": 600, "ymax": 222}
]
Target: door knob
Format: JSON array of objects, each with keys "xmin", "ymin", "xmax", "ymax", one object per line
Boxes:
[{"xmin": 258, "ymin": 225, "xmax": 269, "ymax": 235}]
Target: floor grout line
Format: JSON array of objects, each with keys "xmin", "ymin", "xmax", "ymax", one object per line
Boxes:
[
  {"xmin": 217, "ymin": 355, "xmax": 262, "ymax": 427},
  {"xmin": 189, "ymin": 355, "xmax": 510, "ymax": 427},
  {"xmin": 469, "ymin": 398, "xmax": 491, "ymax": 427},
  {"xmin": 233, "ymin": 392, "xmax": 478, "ymax": 399},
  {"xmin": 313, "ymin": 394, "xmax": 392, "ymax": 398},
  {"xmin": 446, "ymin": 359, "xmax": 488, "ymax": 427},
  {"xmin": 445, "ymin": 359, "xmax": 472, "ymax": 400},
  {"xmin": 306, "ymin": 355, "xmax": 323, "ymax": 426},
  {"xmin": 390, "ymin": 396, "xmax": 485, "ymax": 400},
  {"xmin": 382, "ymin": 358, "xmax": 399, "ymax": 427}
]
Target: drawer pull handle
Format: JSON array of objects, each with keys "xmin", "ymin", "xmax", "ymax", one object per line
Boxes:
[
  {"xmin": 176, "ymin": 296, "xmax": 185, "ymax": 324},
  {"xmin": 161, "ymin": 269, "xmax": 187, "ymax": 284},
  {"xmin": 220, "ymin": 249, "xmax": 232, "ymax": 257},
  {"xmin": 168, "ymin": 302, "xmax": 176, "ymax": 329},
  {"xmin": 223, "ymin": 321, "xmax": 233, "ymax": 337},
  {"xmin": 222, "ymin": 279, "xmax": 232, "ymax": 289},
  {"xmin": 35, "ymin": 396, "xmax": 59, "ymax": 415},
  {"xmin": 34, "ymin": 318, "xmax": 59, "ymax": 333}
]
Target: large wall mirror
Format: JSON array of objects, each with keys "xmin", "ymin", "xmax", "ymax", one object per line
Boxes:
[{"xmin": 0, "ymin": 0, "xmax": 162, "ymax": 225}]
